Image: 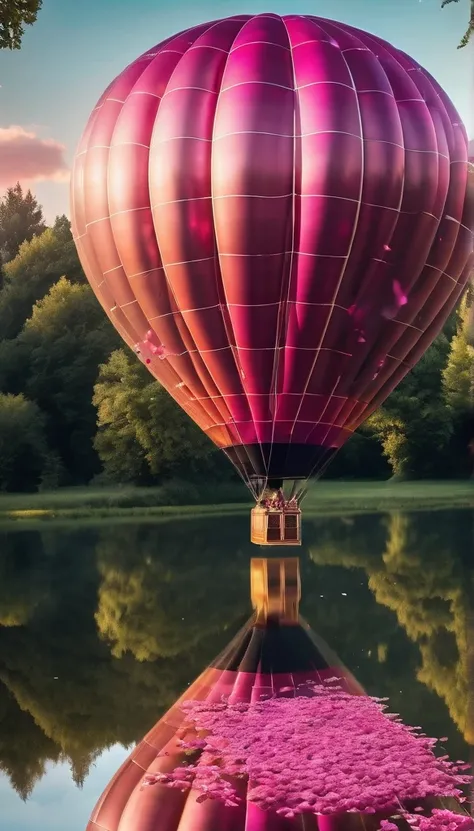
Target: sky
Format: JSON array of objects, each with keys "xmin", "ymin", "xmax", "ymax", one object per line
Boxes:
[
  {"xmin": 0, "ymin": 0, "xmax": 472, "ymax": 222},
  {"xmin": 0, "ymin": 745, "xmax": 130, "ymax": 831}
]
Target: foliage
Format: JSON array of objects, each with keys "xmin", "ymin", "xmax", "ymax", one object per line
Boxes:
[
  {"xmin": 443, "ymin": 295, "xmax": 474, "ymax": 416},
  {"xmin": 93, "ymin": 349, "xmax": 229, "ymax": 485},
  {"xmin": 0, "ymin": 278, "xmax": 120, "ymax": 483},
  {"xmin": 0, "ymin": 0, "xmax": 42, "ymax": 49},
  {"xmin": 326, "ymin": 427, "xmax": 391, "ymax": 480},
  {"xmin": 442, "ymin": 295, "xmax": 474, "ymax": 476},
  {"xmin": 0, "ymin": 183, "xmax": 46, "ymax": 268},
  {"xmin": 0, "ymin": 393, "xmax": 49, "ymax": 492},
  {"xmin": 441, "ymin": 0, "xmax": 474, "ymax": 47},
  {"xmin": 0, "ymin": 216, "xmax": 85, "ymax": 340},
  {"xmin": 367, "ymin": 336, "xmax": 454, "ymax": 479},
  {"xmin": 467, "ymin": 300, "xmax": 474, "ymax": 348}
]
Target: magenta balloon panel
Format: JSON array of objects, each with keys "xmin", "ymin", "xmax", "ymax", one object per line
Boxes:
[{"xmin": 71, "ymin": 14, "xmax": 474, "ymax": 485}]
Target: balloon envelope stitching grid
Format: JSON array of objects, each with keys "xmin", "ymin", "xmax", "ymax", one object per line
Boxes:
[{"xmin": 70, "ymin": 13, "xmax": 474, "ymax": 486}]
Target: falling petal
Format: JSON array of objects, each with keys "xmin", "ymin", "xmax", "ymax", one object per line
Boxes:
[{"xmin": 393, "ymin": 280, "xmax": 408, "ymax": 307}]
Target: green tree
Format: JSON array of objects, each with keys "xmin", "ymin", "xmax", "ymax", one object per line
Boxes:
[
  {"xmin": 0, "ymin": 216, "xmax": 85, "ymax": 341},
  {"xmin": 443, "ymin": 306, "xmax": 462, "ymax": 343},
  {"xmin": 324, "ymin": 426, "xmax": 389, "ymax": 480},
  {"xmin": 466, "ymin": 291, "xmax": 474, "ymax": 348},
  {"xmin": 367, "ymin": 336, "xmax": 454, "ymax": 479},
  {"xmin": 0, "ymin": 393, "xmax": 48, "ymax": 492},
  {"xmin": 93, "ymin": 349, "xmax": 224, "ymax": 484},
  {"xmin": 0, "ymin": 183, "xmax": 46, "ymax": 266},
  {"xmin": 441, "ymin": 0, "xmax": 474, "ymax": 47},
  {"xmin": 0, "ymin": 278, "xmax": 119, "ymax": 483},
  {"xmin": 92, "ymin": 351, "xmax": 151, "ymax": 484},
  {"xmin": 0, "ymin": 0, "xmax": 42, "ymax": 49},
  {"xmin": 443, "ymin": 294, "xmax": 474, "ymax": 476},
  {"xmin": 443, "ymin": 295, "xmax": 474, "ymax": 415}
]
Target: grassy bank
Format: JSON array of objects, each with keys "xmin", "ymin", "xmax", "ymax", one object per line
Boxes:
[
  {"xmin": 302, "ymin": 480, "xmax": 474, "ymax": 513},
  {"xmin": 0, "ymin": 480, "xmax": 471, "ymax": 528}
]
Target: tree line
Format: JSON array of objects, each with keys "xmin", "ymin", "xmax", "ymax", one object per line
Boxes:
[{"xmin": 0, "ymin": 184, "xmax": 472, "ymax": 493}]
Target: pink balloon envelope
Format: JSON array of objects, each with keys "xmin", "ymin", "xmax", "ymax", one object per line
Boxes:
[{"xmin": 70, "ymin": 13, "xmax": 474, "ymax": 492}]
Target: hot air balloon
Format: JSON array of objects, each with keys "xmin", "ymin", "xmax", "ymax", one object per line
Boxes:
[
  {"xmin": 84, "ymin": 558, "xmax": 472, "ymax": 831},
  {"xmin": 71, "ymin": 14, "xmax": 474, "ymax": 545}
]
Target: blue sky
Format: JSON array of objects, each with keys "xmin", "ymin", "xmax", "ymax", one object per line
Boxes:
[
  {"xmin": 0, "ymin": 745, "xmax": 130, "ymax": 831},
  {"xmin": 0, "ymin": 0, "xmax": 471, "ymax": 221}
]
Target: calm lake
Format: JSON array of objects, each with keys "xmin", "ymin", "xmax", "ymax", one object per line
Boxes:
[{"xmin": 0, "ymin": 508, "xmax": 472, "ymax": 830}]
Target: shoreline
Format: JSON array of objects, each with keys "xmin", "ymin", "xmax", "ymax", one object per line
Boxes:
[{"xmin": 0, "ymin": 480, "xmax": 472, "ymax": 530}]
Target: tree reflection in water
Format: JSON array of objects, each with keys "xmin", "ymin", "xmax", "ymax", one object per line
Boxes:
[
  {"xmin": 309, "ymin": 510, "xmax": 474, "ymax": 748},
  {"xmin": 0, "ymin": 509, "xmax": 472, "ymax": 800}
]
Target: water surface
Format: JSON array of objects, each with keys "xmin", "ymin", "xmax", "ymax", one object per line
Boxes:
[{"xmin": 0, "ymin": 508, "xmax": 472, "ymax": 830}]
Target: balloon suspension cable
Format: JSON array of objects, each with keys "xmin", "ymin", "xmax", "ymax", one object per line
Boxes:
[
  {"xmin": 222, "ymin": 447, "xmax": 260, "ymax": 500},
  {"xmin": 288, "ymin": 479, "xmax": 298, "ymax": 501},
  {"xmin": 295, "ymin": 445, "xmax": 343, "ymax": 505}
]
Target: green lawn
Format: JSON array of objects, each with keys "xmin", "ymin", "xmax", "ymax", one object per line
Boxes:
[
  {"xmin": 0, "ymin": 480, "xmax": 471, "ymax": 528},
  {"xmin": 302, "ymin": 480, "xmax": 474, "ymax": 513}
]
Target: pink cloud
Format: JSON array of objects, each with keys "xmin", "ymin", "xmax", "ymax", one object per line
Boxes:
[{"xmin": 0, "ymin": 125, "xmax": 69, "ymax": 188}]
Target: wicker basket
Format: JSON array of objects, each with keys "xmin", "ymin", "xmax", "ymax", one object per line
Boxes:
[{"xmin": 250, "ymin": 505, "xmax": 302, "ymax": 546}]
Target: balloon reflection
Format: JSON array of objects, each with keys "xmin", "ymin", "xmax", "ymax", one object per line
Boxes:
[
  {"xmin": 0, "ymin": 510, "xmax": 471, "ymax": 800},
  {"xmin": 86, "ymin": 558, "xmax": 470, "ymax": 831}
]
